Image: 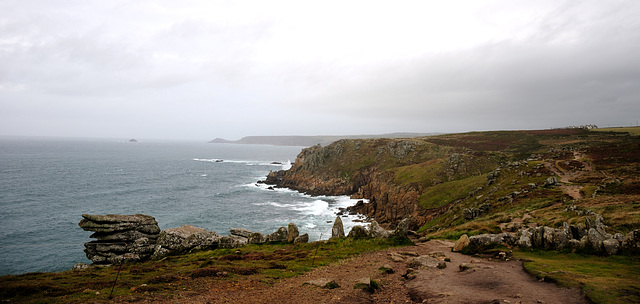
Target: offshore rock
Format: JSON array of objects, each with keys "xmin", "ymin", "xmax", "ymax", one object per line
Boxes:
[
  {"xmin": 79, "ymin": 214, "xmax": 160, "ymax": 265},
  {"xmin": 331, "ymin": 216, "xmax": 345, "ymax": 238}
]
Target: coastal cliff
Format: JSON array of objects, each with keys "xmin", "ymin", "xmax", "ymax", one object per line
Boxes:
[
  {"xmin": 265, "ymin": 129, "xmax": 640, "ymax": 234},
  {"xmin": 265, "ymin": 136, "xmax": 502, "ymax": 229}
]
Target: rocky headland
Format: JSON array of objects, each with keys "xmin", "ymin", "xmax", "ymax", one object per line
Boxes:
[{"xmin": 77, "ymin": 213, "xmax": 409, "ymax": 268}]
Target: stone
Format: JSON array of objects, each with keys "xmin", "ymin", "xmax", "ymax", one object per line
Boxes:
[
  {"xmin": 183, "ymin": 231, "xmax": 222, "ymax": 251},
  {"xmin": 517, "ymin": 229, "xmax": 533, "ymax": 248},
  {"xmin": 393, "ymin": 218, "xmax": 410, "ymax": 238},
  {"xmin": 248, "ymin": 232, "xmax": 266, "ymax": 244},
  {"xmin": 348, "ymin": 225, "xmax": 370, "ymax": 238},
  {"xmin": 72, "ymin": 263, "xmax": 90, "ymax": 271},
  {"xmin": 544, "ymin": 176, "xmax": 559, "ymax": 187},
  {"xmin": 452, "ymin": 234, "xmax": 470, "ymax": 252},
  {"xmin": 79, "ymin": 214, "xmax": 161, "ymax": 265},
  {"xmin": 304, "ymin": 278, "xmax": 339, "ymax": 289},
  {"xmin": 287, "ymin": 223, "xmax": 300, "ymax": 243},
  {"xmin": 407, "ymin": 255, "xmax": 441, "ymax": 268},
  {"xmin": 388, "ymin": 253, "xmax": 405, "ymax": 262},
  {"xmin": 331, "ymin": 216, "xmax": 345, "ymax": 238},
  {"xmin": 156, "ymin": 225, "xmax": 207, "ymax": 251},
  {"xmin": 370, "ymin": 221, "xmax": 392, "ymax": 238},
  {"xmin": 230, "ymin": 228, "xmax": 253, "ymax": 238},
  {"xmin": 267, "ymin": 227, "xmax": 289, "ymax": 242},
  {"xmin": 603, "ymin": 238, "xmax": 620, "ymax": 256},
  {"xmin": 294, "ymin": 233, "xmax": 309, "ymax": 244},
  {"xmin": 79, "ymin": 214, "xmax": 160, "ymax": 234},
  {"xmin": 219, "ymin": 235, "xmax": 248, "ymax": 249}
]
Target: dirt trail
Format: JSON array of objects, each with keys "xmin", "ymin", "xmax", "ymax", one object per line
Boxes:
[
  {"xmin": 545, "ymin": 151, "xmax": 592, "ymax": 200},
  {"xmin": 147, "ymin": 240, "xmax": 588, "ymax": 304}
]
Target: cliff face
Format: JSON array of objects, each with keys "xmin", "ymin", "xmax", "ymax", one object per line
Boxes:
[
  {"xmin": 265, "ymin": 137, "xmax": 498, "ymax": 229},
  {"xmin": 265, "ymin": 129, "xmax": 640, "ymax": 234}
]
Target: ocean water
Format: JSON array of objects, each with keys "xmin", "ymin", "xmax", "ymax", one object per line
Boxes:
[{"xmin": 0, "ymin": 137, "xmax": 367, "ymax": 275}]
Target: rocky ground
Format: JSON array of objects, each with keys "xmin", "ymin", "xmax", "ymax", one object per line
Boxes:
[{"xmin": 124, "ymin": 240, "xmax": 588, "ymax": 304}]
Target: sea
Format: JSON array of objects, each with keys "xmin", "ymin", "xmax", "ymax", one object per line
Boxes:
[{"xmin": 0, "ymin": 137, "xmax": 367, "ymax": 275}]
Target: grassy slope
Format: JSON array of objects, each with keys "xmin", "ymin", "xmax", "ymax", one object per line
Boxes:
[
  {"xmin": 291, "ymin": 128, "xmax": 640, "ymax": 303},
  {"xmin": 0, "ymin": 238, "xmax": 411, "ymax": 303}
]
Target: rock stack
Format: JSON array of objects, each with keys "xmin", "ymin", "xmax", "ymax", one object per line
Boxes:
[{"xmin": 78, "ymin": 214, "xmax": 160, "ymax": 264}]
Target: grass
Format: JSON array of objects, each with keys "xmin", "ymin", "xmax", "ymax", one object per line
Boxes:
[
  {"xmin": 0, "ymin": 237, "xmax": 412, "ymax": 303},
  {"xmin": 591, "ymin": 126, "xmax": 640, "ymax": 136},
  {"xmin": 418, "ymin": 175, "xmax": 486, "ymax": 209},
  {"xmin": 513, "ymin": 249, "xmax": 640, "ymax": 304}
]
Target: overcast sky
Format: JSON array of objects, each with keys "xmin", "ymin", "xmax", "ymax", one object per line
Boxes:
[{"xmin": 1, "ymin": 0, "xmax": 639, "ymax": 140}]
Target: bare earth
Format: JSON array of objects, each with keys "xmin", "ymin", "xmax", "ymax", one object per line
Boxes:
[{"xmin": 152, "ymin": 240, "xmax": 588, "ymax": 304}]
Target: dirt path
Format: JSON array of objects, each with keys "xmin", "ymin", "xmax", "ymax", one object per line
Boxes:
[
  {"xmin": 545, "ymin": 151, "xmax": 593, "ymax": 200},
  {"xmin": 153, "ymin": 240, "xmax": 588, "ymax": 304}
]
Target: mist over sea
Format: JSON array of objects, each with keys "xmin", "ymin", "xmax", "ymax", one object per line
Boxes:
[{"xmin": 0, "ymin": 137, "xmax": 366, "ymax": 275}]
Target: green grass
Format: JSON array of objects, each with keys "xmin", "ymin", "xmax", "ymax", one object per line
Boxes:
[
  {"xmin": 591, "ymin": 126, "xmax": 640, "ymax": 136},
  {"xmin": 0, "ymin": 237, "xmax": 412, "ymax": 303},
  {"xmin": 513, "ymin": 249, "xmax": 640, "ymax": 304},
  {"xmin": 418, "ymin": 175, "xmax": 486, "ymax": 209}
]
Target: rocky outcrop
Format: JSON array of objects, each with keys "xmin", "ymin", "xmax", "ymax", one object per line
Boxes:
[
  {"xmin": 456, "ymin": 213, "xmax": 640, "ymax": 256},
  {"xmin": 79, "ymin": 214, "xmax": 160, "ymax": 264},
  {"xmin": 80, "ymin": 214, "xmax": 322, "ymax": 265},
  {"xmin": 331, "ymin": 217, "xmax": 345, "ymax": 239}
]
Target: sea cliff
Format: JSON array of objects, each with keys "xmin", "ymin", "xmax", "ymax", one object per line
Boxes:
[{"xmin": 265, "ymin": 129, "xmax": 640, "ymax": 235}]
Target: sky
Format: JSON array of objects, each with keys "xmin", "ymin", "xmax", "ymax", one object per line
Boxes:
[{"xmin": 1, "ymin": 0, "xmax": 639, "ymax": 140}]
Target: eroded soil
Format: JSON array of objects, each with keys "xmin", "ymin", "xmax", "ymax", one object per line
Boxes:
[{"xmin": 135, "ymin": 240, "xmax": 588, "ymax": 304}]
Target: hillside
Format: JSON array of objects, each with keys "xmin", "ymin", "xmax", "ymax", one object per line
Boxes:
[{"xmin": 264, "ymin": 128, "xmax": 640, "ymax": 236}]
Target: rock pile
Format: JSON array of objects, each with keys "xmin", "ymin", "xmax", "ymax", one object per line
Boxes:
[
  {"xmin": 456, "ymin": 213, "xmax": 640, "ymax": 256},
  {"xmin": 79, "ymin": 214, "xmax": 412, "ymax": 267},
  {"xmin": 78, "ymin": 214, "xmax": 161, "ymax": 264}
]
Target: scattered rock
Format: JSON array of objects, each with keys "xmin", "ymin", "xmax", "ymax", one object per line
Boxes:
[
  {"xmin": 393, "ymin": 218, "xmax": 410, "ymax": 238},
  {"xmin": 452, "ymin": 234, "xmax": 470, "ymax": 252},
  {"xmin": 287, "ymin": 223, "xmax": 300, "ymax": 243},
  {"xmin": 370, "ymin": 220, "xmax": 392, "ymax": 238},
  {"xmin": 294, "ymin": 233, "xmax": 309, "ymax": 244},
  {"xmin": 348, "ymin": 225, "xmax": 370, "ymax": 238},
  {"xmin": 331, "ymin": 217, "xmax": 345, "ymax": 239},
  {"xmin": 267, "ymin": 227, "xmax": 289, "ymax": 242}
]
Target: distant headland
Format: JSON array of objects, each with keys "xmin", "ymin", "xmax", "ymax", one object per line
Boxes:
[{"xmin": 209, "ymin": 133, "xmax": 439, "ymax": 147}]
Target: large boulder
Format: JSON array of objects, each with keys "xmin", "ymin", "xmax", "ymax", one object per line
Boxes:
[
  {"xmin": 452, "ymin": 234, "xmax": 470, "ymax": 252},
  {"xmin": 79, "ymin": 214, "xmax": 160, "ymax": 235},
  {"xmin": 267, "ymin": 227, "xmax": 289, "ymax": 242},
  {"xmin": 603, "ymin": 238, "xmax": 620, "ymax": 256},
  {"xmin": 348, "ymin": 225, "xmax": 370, "ymax": 238},
  {"xmin": 331, "ymin": 217, "xmax": 345, "ymax": 239},
  {"xmin": 294, "ymin": 233, "xmax": 309, "ymax": 244},
  {"xmin": 287, "ymin": 223, "xmax": 300, "ymax": 243},
  {"xmin": 79, "ymin": 214, "xmax": 161, "ymax": 264},
  {"xmin": 183, "ymin": 231, "xmax": 222, "ymax": 251},
  {"xmin": 219, "ymin": 235, "xmax": 248, "ymax": 249},
  {"xmin": 248, "ymin": 232, "xmax": 267, "ymax": 244},
  {"xmin": 393, "ymin": 218, "xmax": 410, "ymax": 238},
  {"xmin": 370, "ymin": 221, "xmax": 392, "ymax": 239},
  {"xmin": 155, "ymin": 225, "xmax": 207, "ymax": 251},
  {"xmin": 230, "ymin": 228, "xmax": 253, "ymax": 238}
]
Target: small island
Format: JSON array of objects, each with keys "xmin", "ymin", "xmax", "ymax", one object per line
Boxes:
[{"xmin": 128, "ymin": 139, "xmax": 138, "ymax": 143}]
